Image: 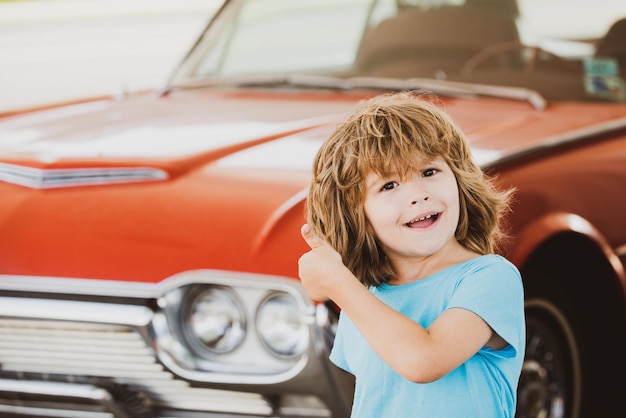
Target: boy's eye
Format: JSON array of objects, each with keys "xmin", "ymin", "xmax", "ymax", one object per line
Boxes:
[
  {"xmin": 381, "ymin": 181, "xmax": 398, "ymax": 191},
  {"xmin": 422, "ymin": 168, "xmax": 438, "ymax": 177}
]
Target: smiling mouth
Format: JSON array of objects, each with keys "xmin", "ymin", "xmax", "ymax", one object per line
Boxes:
[{"xmin": 405, "ymin": 212, "xmax": 440, "ymax": 228}]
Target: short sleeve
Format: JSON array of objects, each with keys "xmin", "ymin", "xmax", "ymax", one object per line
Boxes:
[
  {"xmin": 329, "ymin": 310, "xmax": 352, "ymax": 373},
  {"xmin": 448, "ymin": 255, "xmax": 525, "ymax": 356}
]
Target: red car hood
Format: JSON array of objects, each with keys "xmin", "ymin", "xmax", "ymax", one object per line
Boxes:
[
  {"xmin": 1, "ymin": 88, "xmax": 625, "ymax": 283},
  {"xmin": 3, "ymin": 89, "xmax": 626, "ymax": 170}
]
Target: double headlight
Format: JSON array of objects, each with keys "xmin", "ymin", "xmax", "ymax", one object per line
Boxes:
[
  {"xmin": 157, "ymin": 272, "xmax": 315, "ymax": 381},
  {"xmin": 185, "ymin": 286, "xmax": 308, "ymax": 359}
]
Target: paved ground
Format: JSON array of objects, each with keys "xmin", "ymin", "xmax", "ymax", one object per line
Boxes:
[{"xmin": 0, "ymin": 0, "xmax": 221, "ymax": 113}]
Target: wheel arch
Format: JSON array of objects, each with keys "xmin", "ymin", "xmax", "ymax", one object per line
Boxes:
[{"xmin": 508, "ymin": 212, "xmax": 626, "ymax": 313}]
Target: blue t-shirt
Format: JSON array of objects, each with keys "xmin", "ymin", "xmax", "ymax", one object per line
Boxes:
[{"xmin": 329, "ymin": 254, "xmax": 525, "ymax": 418}]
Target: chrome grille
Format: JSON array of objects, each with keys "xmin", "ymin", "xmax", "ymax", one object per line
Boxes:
[
  {"xmin": 0, "ymin": 318, "xmax": 274, "ymax": 416},
  {"xmin": 0, "ymin": 320, "xmax": 158, "ymax": 377}
]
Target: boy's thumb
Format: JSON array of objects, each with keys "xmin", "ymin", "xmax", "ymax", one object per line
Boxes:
[{"xmin": 301, "ymin": 224, "xmax": 324, "ymax": 250}]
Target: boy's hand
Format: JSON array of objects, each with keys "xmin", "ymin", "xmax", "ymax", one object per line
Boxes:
[{"xmin": 298, "ymin": 224, "xmax": 350, "ymax": 302}]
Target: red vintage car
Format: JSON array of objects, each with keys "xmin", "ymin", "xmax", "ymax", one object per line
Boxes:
[{"xmin": 1, "ymin": 0, "xmax": 625, "ymax": 417}]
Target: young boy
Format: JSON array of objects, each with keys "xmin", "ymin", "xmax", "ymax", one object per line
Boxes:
[{"xmin": 298, "ymin": 91, "xmax": 525, "ymax": 417}]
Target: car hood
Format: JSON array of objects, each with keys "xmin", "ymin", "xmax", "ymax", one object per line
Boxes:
[
  {"xmin": 2, "ymin": 89, "xmax": 626, "ymax": 172},
  {"xmin": 0, "ymin": 91, "xmax": 354, "ymax": 181},
  {"xmin": 1, "ymin": 88, "xmax": 626, "ymax": 283}
]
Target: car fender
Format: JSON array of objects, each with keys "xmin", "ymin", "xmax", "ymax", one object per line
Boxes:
[{"xmin": 509, "ymin": 211, "xmax": 626, "ymax": 299}]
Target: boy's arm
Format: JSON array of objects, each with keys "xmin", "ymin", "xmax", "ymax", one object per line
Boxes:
[{"xmin": 297, "ymin": 224, "xmax": 494, "ymax": 383}]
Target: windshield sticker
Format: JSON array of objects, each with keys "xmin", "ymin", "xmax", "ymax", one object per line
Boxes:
[{"xmin": 583, "ymin": 57, "xmax": 625, "ymax": 102}]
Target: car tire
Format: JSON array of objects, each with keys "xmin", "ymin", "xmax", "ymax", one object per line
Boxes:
[{"xmin": 517, "ymin": 295, "xmax": 582, "ymax": 418}]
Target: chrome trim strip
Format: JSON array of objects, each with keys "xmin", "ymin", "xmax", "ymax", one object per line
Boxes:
[
  {"xmin": 0, "ymin": 162, "xmax": 168, "ymax": 189},
  {"xmin": 0, "ymin": 406, "xmax": 106, "ymax": 418},
  {"xmin": 0, "ymin": 297, "xmax": 153, "ymax": 326},
  {"xmin": 0, "ymin": 379, "xmax": 111, "ymax": 402},
  {"xmin": 430, "ymin": 78, "xmax": 547, "ymax": 110},
  {"xmin": 0, "ymin": 379, "xmax": 131, "ymax": 418},
  {"xmin": 482, "ymin": 115, "xmax": 626, "ymax": 168},
  {"xmin": 0, "ymin": 274, "xmax": 157, "ymax": 298},
  {"xmin": 0, "ymin": 270, "xmax": 311, "ymax": 303}
]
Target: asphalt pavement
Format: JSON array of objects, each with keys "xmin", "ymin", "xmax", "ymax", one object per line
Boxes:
[{"xmin": 0, "ymin": 0, "xmax": 222, "ymax": 113}]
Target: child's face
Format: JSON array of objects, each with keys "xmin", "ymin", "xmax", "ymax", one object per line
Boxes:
[{"xmin": 363, "ymin": 156, "xmax": 461, "ymax": 264}]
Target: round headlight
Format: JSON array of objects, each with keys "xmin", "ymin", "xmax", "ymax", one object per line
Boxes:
[
  {"xmin": 256, "ymin": 292, "xmax": 309, "ymax": 358},
  {"xmin": 187, "ymin": 287, "xmax": 246, "ymax": 354}
]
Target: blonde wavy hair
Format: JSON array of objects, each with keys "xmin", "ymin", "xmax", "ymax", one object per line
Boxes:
[{"xmin": 306, "ymin": 91, "xmax": 514, "ymax": 287}]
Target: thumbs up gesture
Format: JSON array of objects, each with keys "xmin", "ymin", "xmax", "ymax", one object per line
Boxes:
[{"xmin": 298, "ymin": 224, "xmax": 352, "ymax": 302}]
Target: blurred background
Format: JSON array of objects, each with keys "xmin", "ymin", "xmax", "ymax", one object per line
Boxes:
[{"xmin": 0, "ymin": 0, "xmax": 222, "ymax": 113}]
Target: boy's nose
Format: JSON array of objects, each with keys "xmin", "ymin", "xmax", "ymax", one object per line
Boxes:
[
  {"xmin": 408, "ymin": 178, "xmax": 430, "ymax": 205},
  {"xmin": 411, "ymin": 196, "xmax": 429, "ymax": 205}
]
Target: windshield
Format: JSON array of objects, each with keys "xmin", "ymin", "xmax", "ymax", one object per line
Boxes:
[{"xmin": 171, "ymin": 0, "xmax": 626, "ymax": 103}]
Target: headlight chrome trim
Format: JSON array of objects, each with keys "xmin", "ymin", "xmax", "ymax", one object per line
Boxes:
[{"xmin": 155, "ymin": 269, "xmax": 318, "ymax": 384}]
